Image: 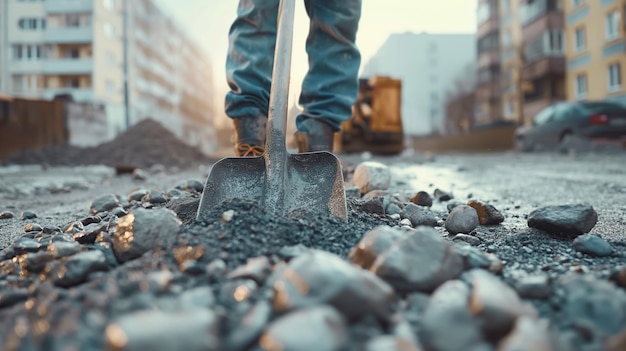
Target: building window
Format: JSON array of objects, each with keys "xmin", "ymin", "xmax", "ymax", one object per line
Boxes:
[
  {"xmin": 605, "ymin": 11, "xmax": 620, "ymax": 41},
  {"xmin": 18, "ymin": 17, "xmax": 46, "ymax": 30},
  {"xmin": 65, "ymin": 14, "xmax": 81, "ymax": 28},
  {"xmin": 575, "ymin": 74, "xmax": 587, "ymax": 99},
  {"xmin": 104, "ymin": 0, "xmax": 115, "ymax": 11},
  {"xmin": 65, "ymin": 77, "xmax": 80, "ymax": 88},
  {"xmin": 104, "ymin": 22, "xmax": 115, "ymax": 39},
  {"xmin": 106, "ymin": 80, "xmax": 115, "ymax": 93},
  {"xmin": 574, "ymin": 27, "xmax": 586, "ymax": 52},
  {"xmin": 12, "ymin": 44, "xmax": 45, "ymax": 60},
  {"xmin": 106, "ymin": 51, "xmax": 116, "ymax": 66},
  {"xmin": 608, "ymin": 63, "xmax": 622, "ymax": 92},
  {"xmin": 65, "ymin": 48, "xmax": 80, "ymax": 59}
]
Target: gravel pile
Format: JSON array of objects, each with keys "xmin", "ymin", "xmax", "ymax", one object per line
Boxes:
[
  {"xmin": 0, "ymin": 161, "xmax": 625, "ymax": 351},
  {"xmin": 3, "ymin": 119, "xmax": 214, "ymax": 169}
]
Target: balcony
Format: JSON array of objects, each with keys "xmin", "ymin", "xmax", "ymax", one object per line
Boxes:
[
  {"xmin": 43, "ymin": 58, "xmax": 93, "ymax": 75},
  {"xmin": 478, "ymin": 16, "xmax": 500, "ymax": 38},
  {"xmin": 523, "ymin": 57, "xmax": 565, "ymax": 80},
  {"xmin": 44, "ymin": 27, "xmax": 93, "ymax": 44},
  {"xmin": 478, "ymin": 50, "xmax": 500, "ymax": 68},
  {"xmin": 42, "ymin": 88, "xmax": 93, "ymax": 102},
  {"xmin": 45, "ymin": 0, "xmax": 93, "ymax": 14},
  {"xmin": 476, "ymin": 80, "xmax": 501, "ymax": 101},
  {"xmin": 9, "ymin": 60, "xmax": 45, "ymax": 74},
  {"xmin": 522, "ymin": 11, "xmax": 564, "ymax": 42},
  {"xmin": 521, "ymin": 0, "xmax": 561, "ymax": 26}
]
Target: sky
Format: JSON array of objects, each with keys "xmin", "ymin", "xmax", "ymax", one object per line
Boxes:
[{"xmin": 154, "ymin": 0, "xmax": 478, "ymax": 122}]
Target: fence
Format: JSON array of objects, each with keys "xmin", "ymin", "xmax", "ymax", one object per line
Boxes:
[
  {"xmin": 0, "ymin": 97, "xmax": 67, "ymax": 161},
  {"xmin": 409, "ymin": 125, "xmax": 518, "ymax": 153}
]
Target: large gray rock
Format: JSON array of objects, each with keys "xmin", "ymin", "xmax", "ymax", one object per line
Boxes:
[
  {"xmin": 112, "ymin": 208, "xmax": 181, "ymax": 263},
  {"xmin": 53, "ymin": 250, "xmax": 109, "ymax": 287},
  {"xmin": 271, "ymin": 250, "xmax": 395, "ymax": 322},
  {"xmin": 349, "ymin": 226, "xmax": 406, "ymax": 270},
  {"xmin": 419, "ymin": 280, "xmax": 491, "ymax": 351},
  {"xmin": 260, "ymin": 306, "xmax": 348, "ymax": 351},
  {"xmin": 104, "ymin": 309, "xmax": 219, "ymax": 351},
  {"xmin": 408, "ymin": 207, "xmax": 438, "ymax": 227},
  {"xmin": 573, "ymin": 234, "xmax": 614, "ymax": 257},
  {"xmin": 353, "ymin": 162, "xmax": 391, "ymax": 194},
  {"xmin": 369, "ymin": 226, "xmax": 464, "ymax": 293},
  {"xmin": 558, "ymin": 274, "xmax": 626, "ymax": 338},
  {"xmin": 527, "ymin": 203, "xmax": 597, "ymax": 237},
  {"xmin": 497, "ymin": 316, "xmax": 561, "ymax": 351},
  {"xmin": 445, "ymin": 205, "xmax": 480, "ymax": 234},
  {"xmin": 90, "ymin": 193, "xmax": 120, "ymax": 214},
  {"xmin": 465, "ymin": 270, "xmax": 537, "ymax": 339},
  {"xmin": 225, "ymin": 300, "xmax": 272, "ymax": 351},
  {"xmin": 513, "ymin": 274, "xmax": 551, "ymax": 300}
]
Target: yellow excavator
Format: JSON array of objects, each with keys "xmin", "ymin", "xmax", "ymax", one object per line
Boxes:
[{"xmin": 334, "ymin": 76, "xmax": 404, "ymax": 154}]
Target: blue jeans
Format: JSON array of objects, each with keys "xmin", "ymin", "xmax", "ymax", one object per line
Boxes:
[{"xmin": 225, "ymin": 0, "xmax": 362, "ymax": 132}]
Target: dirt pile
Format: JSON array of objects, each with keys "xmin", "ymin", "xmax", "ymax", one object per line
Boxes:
[{"xmin": 3, "ymin": 119, "xmax": 216, "ymax": 169}]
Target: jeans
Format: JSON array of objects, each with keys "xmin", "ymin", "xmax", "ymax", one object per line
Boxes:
[{"xmin": 225, "ymin": 0, "xmax": 362, "ymax": 132}]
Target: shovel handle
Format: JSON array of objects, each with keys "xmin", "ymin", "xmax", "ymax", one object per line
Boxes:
[{"xmin": 264, "ymin": 0, "xmax": 295, "ymax": 209}]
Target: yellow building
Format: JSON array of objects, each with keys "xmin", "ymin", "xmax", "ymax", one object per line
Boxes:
[{"xmin": 565, "ymin": 0, "xmax": 626, "ymax": 104}]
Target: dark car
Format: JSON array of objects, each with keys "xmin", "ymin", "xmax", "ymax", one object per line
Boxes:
[{"xmin": 516, "ymin": 100, "xmax": 626, "ymax": 152}]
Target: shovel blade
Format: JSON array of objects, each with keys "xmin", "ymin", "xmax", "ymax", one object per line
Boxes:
[
  {"xmin": 284, "ymin": 151, "xmax": 347, "ymax": 221},
  {"xmin": 196, "ymin": 151, "xmax": 347, "ymax": 222},
  {"xmin": 196, "ymin": 156, "xmax": 265, "ymax": 222}
]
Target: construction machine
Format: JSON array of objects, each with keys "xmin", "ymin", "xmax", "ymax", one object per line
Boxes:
[{"xmin": 334, "ymin": 76, "xmax": 404, "ymax": 154}]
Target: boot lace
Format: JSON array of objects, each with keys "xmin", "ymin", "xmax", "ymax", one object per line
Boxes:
[{"xmin": 237, "ymin": 144, "xmax": 266, "ymax": 157}]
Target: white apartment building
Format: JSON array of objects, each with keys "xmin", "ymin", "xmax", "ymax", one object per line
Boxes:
[{"xmin": 0, "ymin": 0, "xmax": 216, "ymax": 153}]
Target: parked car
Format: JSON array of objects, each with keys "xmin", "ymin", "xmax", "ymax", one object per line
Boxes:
[{"xmin": 516, "ymin": 100, "xmax": 626, "ymax": 152}]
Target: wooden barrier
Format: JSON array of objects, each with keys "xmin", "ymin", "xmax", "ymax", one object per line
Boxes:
[
  {"xmin": 0, "ymin": 97, "xmax": 67, "ymax": 161},
  {"xmin": 409, "ymin": 125, "xmax": 518, "ymax": 153}
]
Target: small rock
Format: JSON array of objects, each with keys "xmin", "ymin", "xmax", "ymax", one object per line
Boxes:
[
  {"xmin": 272, "ymin": 250, "xmax": 395, "ymax": 321},
  {"xmin": 222, "ymin": 210, "xmax": 235, "ymax": 223},
  {"xmin": 467, "ymin": 200, "xmax": 504, "ymax": 225},
  {"xmin": 277, "ymin": 244, "xmax": 309, "ymax": 261},
  {"xmin": 20, "ymin": 211, "xmax": 37, "ymax": 220},
  {"xmin": 527, "ymin": 203, "xmax": 598, "ymax": 237},
  {"xmin": 353, "ymin": 162, "xmax": 391, "ymax": 194},
  {"xmin": 466, "ymin": 269, "xmax": 537, "ymax": 339},
  {"xmin": 225, "ymin": 300, "xmax": 272, "ymax": 350},
  {"xmin": 47, "ymin": 241, "xmax": 81, "ymax": 258},
  {"xmin": 453, "ymin": 234, "xmax": 481, "ymax": 246},
  {"xmin": 368, "ymin": 226, "xmax": 464, "ymax": 293},
  {"xmin": 175, "ymin": 179, "xmax": 205, "ymax": 193},
  {"xmin": 498, "ymin": 316, "xmax": 560, "ymax": 351},
  {"xmin": 420, "ymin": 280, "xmax": 490, "ymax": 351},
  {"xmin": 0, "ymin": 211, "xmax": 15, "ymax": 219},
  {"xmin": 355, "ymin": 197, "xmax": 385, "ymax": 215},
  {"xmin": 112, "ymin": 208, "xmax": 181, "ymax": 263},
  {"xmin": 227, "ymin": 256, "xmax": 271, "ymax": 285},
  {"xmin": 408, "ymin": 207, "xmax": 438, "ymax": 227},
  {"xmin": 145, "ymin": 190, "xmax": 167, "ymax": 204},
  {"xmin": 573, "ymin": 234, "xmax": 614, "ymax": 257},
  {"xmin": 13, "ymin": 237, "xmax": 41, "ymax": 254},
  {"xmin": 64, "ymin": 220, "xmax": 85, "ymax": 234},
  {"xmin": 365, "ymin": 335, "xmax": 421, "ymax": 351},
  {"xmin": 90, "ymin": 194, "xmax": 120, "ymax": 214},
  {"xmin": 434, "ymin": 188, "xmax": 453, "ymax": 201},
  {"xmin": 22, "ymin": 251, "xmax": 55, "ymax": 272},
  {"xmin": 401, "ymin": 203, "xmax": 421, "ymax": 220},
  {"xmin": 514, "ymin": 274, "xmax": 551, "ymax": 300},
  {"xmin": 105, "ymin": 310, "xmax": 219, "ymax": 351},
  {"xmin": 349, "ymin": 226, "xmax": 406, "ymax": 270},
  {"xmin": 24, "ymin": 223, "xmax": 43, "ymax": 232},
  {"xmin": 220, "ymin": 279, "xmax": 258, "ymax": 306},
  {"xmin": 344, "ymin": 186, "xmax": 361, "ymax": 199},
  {"xmin": 43, "ymin": 225, "xmax": 60, "ymax": 234},
  {"xmin": 132, "ymin": 168, "xmax": 149, "ymax": 181},
  {"xmin": 0, "ymin": 289, "xmax": 30, "ymax": 308},
  {"xmin": 386, "ymin": 203, "xmax": 402, "ymax": 216},
  {"xmin": 128, "ymin": 189, "xmax": 149, "ymax": 202},
  {"xmin": 400, "ymin": 219, "xmax": 412, "ymax": 227},
  {"xmin": 410, "ymin": 191, "xmax": 433, "ymax": 207},
  {"xmin": 207, "ymin": 259, "xmax": 228, "ymax": 279},
  {"xmin": 445, "ymin": 205, "xmax": 480, "ymax": 234},
  {"xmin": 260, "ymin": 306, "xmax": 348, "ymax": 351},
  {"xmin": 54, "ymin": 250, "xmax": 109, "ymax": 287},
  {"xmin": 610, "ymin": 266, "xmax": 626, "ymax": 290},
  {"xmin": 363, "ymin": 190, "xmax": 388, "ymax": 200},
  {"xmin": 447, "ymin": 200, "xmax": 464, "ymax": 213}
]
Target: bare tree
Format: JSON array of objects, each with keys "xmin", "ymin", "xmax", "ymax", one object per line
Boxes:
[{"xmin": 444, "ymin": 62, "xmax": 477, "ymax": 135}]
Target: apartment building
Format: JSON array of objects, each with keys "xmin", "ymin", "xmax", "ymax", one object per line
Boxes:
[
  {"xmin": 565, "ymin": 0, "xmax": 626, "ymax": 104},
  {"xmin": 0, "ymin": 0, "xmax": 215, "ymax": 153},
  {"xmin": 476, "ymin": 0, "xmax": 502, "ymax": 124},
  {"xmin": 361, "ymin": 32, "xmax": 476, "ymax": 135}
]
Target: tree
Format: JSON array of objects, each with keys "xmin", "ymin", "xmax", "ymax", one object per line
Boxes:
[{"xmin": 443, "ymin": 63, "xmax": 477, "ymax": 135}]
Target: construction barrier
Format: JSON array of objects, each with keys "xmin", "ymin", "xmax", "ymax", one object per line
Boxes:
[
  {"xmin": 0, "ymin": 96, "xmax": 67, "ymax": 161},
  {"xmin": 409, "ymin": 125, "xmax": 518, "ymax": 153}
]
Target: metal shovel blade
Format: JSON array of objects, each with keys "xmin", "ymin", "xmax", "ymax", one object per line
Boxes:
[{"xmin": 195, "ymin": 151, "xmax": 347, "ymax": 222}]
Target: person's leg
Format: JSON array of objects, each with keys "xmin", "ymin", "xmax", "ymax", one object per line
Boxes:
[
  {"xmin": 296, "ymin": 0, "xmax": 362, "ymax": 152},
  {"xmin": 225, "ymin": 0, "xmax": 280, "ymax": 156}
]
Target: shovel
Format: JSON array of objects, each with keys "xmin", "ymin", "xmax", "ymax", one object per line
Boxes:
[{"xmin": 196, "ymin": 0, "xmax": 347, "ymax": 222}]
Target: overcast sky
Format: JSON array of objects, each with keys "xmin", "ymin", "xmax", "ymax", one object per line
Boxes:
[{"xmin": 154, "ymin": 0, "xmax": 478, "ymax": 118}]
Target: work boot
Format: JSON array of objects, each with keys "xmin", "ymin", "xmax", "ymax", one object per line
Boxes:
[
  {"xmin": 233, "ymin": 116, "xmax": 267, "ymax": 157},
  {"xmin": 295, "ymin": 118, "xmax": 335, "ymax": 153}
]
